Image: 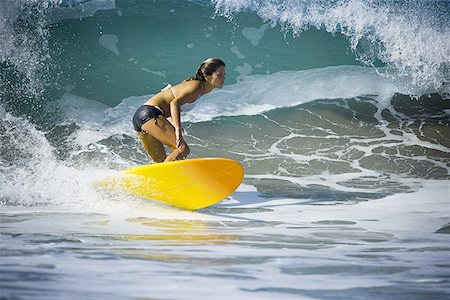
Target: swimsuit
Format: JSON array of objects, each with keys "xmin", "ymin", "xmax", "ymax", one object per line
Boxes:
[
  {"xmin": 132, "ymin": 83, "xmax": 202, "ymax": 132},
  {"xmin": 132, "ymin": 105, "xmax": 164, "ymax": 132},
  {"xmin": 162, "ymin": 84, "xmax": 200, "ymax": 111}
]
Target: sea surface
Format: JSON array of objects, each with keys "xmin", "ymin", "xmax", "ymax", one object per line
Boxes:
[{"xmin": 1, "ymin": 0, "xmax": 450, "ymax": 299}]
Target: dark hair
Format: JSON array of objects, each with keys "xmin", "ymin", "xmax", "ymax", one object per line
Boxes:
[{"xmin": 186, "ymin": 58, "xmax": 226, "ymax": 81}]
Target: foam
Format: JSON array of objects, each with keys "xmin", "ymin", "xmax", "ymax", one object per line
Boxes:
[
  {"xmin": 98, "ymin": 34, "xmax": 120, "ymax": 56},
  {"xmin": 49, "ymin": 0, "xmax": 116, "ymax": 23},
  {"xmin": 0, "ymin": 104, "xmax": 125, "ymax": 209},
  {"xmin": 242, "ymin": 24, "xmax": 270, "ymax": 46}
]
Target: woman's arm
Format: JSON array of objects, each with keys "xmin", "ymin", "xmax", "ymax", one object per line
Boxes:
[
  {"xmin": 169, "ymin": 99, "xmax": 184, "ymax": 148},
  {"xmin": 169, "ymin": 81, "xmax": 203, "ymax": 148}
]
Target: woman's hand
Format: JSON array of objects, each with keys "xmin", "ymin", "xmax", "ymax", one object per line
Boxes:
[{"xmin": 175, "ymin": 127, "xmax": 185, "ymax": 148}]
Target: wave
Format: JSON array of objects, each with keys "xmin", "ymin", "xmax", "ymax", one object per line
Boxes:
[
  {"xmin": 0, "ymin": 103, "xmax": 130, "ymax": 209},
  {"xmin": 1, "ymin": 0, "xmax": 448, "ymax": 215},
  {"xmin": 1, "ymin": 0, "xmax": 449, "ymax": 102},
  {"xmin": 185, "ymin": 65, "xmax": 406, "ymax": 122},
  {"xmin": 50, "ymin": 66, "xmax": 405, "ymax": 126},
  {"xmin": 212, "ymin": 0, "xmax": 450, "ymax": 94},
  {"xmin": 2, "ymin": 88, "xmax": 449, "ymax": 208}
]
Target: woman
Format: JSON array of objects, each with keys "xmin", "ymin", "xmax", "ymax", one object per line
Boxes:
[{"xmin": 132, "ymin": 58, "xmax": 226, "ymax": 163}]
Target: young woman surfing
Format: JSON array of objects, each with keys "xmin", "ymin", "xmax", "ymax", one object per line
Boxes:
[{"xmin": 132, "ymin": 58, "xmax": 226, "ymax": 163}]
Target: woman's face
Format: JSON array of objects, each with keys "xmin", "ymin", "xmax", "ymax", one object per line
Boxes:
[{"xmin": 207, "ymin": 66, "xmax": 226, "ymax": 88}]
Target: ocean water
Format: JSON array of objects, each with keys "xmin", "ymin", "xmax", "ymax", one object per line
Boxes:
[{"xmin": 1, "ymin": 0, "xmax": 450, "ymax": 299}]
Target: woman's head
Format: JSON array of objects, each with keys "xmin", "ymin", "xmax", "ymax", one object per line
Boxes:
[{"xmin": 188, "ymin": 58, "xmax": 226, "ymax": 87}]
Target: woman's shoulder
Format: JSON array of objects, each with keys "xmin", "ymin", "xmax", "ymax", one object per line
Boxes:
[
  {"xmin": 177, "ymin": 79, "xmax": 203, "ymax": 93},
  {"xmin": 181, "ymin": 79, "xmax": 202, "ymax": 87}
]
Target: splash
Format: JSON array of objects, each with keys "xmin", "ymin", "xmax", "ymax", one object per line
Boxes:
[
  {"xmin": 212, "ymin": 0, "xmax": 450, "ymax": 94},
  {"xmin": 0, "ymin": 1, "xmax": 61, "ymax": 95},
  {"xmin": 0, "ymin": 105, "xmax": 114, "ymax": 208},
  {"xmin": 0, "ymin": 0, "xmax": 116, "ymax": 97}
]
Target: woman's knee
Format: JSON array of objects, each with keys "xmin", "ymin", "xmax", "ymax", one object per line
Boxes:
[
  {"xmin": 152, "ymin": 155, "xmax": 166, "ymax": 163},
  {"xmin": 165, "ymin": 143, "xmax": 190, "ymax": 162}
]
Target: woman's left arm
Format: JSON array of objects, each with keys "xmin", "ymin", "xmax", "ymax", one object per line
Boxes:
[{"xmin": 169, "ymin": 82, "xmax": 202, "ymax": 148}]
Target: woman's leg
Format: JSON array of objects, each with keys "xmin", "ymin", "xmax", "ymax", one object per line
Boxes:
[
  {"xmin": 140, "ymin": 116, "xmax": 190, "ymax": 162},
  {"xmin": 137, "ymin": 131, "xmax": 166, "ymax": 163}
]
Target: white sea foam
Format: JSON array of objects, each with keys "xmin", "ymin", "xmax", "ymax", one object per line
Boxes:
[
  {"xmin": 0, "ymin": 100, "xmax": 115, "ymax": 218},
  {"xmin": 0, "ymin": 104, "xmax": 123, "ymax": 209},
  {"xmin": 49, "ymin": 0, "xmax": 116, "ymax": 23},
  {"xmin": 98, "ymin": 34, "xmax": 120, "ymax": 56},
  {"xmin": 242, "ymin": 24, "xmax": 270, "ymax": 46}
]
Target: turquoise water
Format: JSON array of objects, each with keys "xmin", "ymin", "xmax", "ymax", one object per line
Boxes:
[
  {"xmin": 48, "ymin": 1, "xmax": 360, "ymax": 104},
  {"xmin": 1, "ymin": 0, "xmax": 450, "ymax": 299}
]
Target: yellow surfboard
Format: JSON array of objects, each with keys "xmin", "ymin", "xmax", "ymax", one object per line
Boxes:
[{"xmin": 103, "ymin": 158, "xmax": 244, "ymax": 210}]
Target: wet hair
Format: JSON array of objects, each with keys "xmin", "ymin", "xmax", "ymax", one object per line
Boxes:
[{"xmin": 186, "ymin": 58, "xmax": 226, "ymax": 81}]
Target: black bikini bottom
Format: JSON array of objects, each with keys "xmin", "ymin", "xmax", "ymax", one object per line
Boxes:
[{"xmin": 132, "ymin": 105, "xmax": 164, "ymax": 131}]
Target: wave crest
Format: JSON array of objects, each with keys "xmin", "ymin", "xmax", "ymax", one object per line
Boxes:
[{"xmin": 213, "ymin": 0, "xmax": 450, "ymax": 94}]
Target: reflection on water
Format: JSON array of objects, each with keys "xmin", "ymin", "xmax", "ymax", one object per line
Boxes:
[{"xmin": 121, "ymin": 217, "xmax": 238, "ymax": 246}]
